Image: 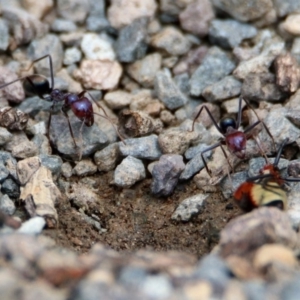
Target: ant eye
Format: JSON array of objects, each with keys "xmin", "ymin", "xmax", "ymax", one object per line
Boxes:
[{"xmin": 220, "ymin": 117, "xmax": 236, "ymax": 133}]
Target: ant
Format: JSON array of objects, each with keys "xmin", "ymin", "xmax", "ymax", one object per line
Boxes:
[
  {"xmin": 234, "ymin": 138, "xmax": 300, "ymax": 212},
  {"xmin": 0, "ymin": 54, "xmax": 125, "ymax": 158},
  {"xmin": 191, "ymin": 97, "xmax": 275, "ymax": 176}
]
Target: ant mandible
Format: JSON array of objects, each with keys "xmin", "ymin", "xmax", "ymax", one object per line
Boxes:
[
  {"xmin": 191, "ymin": 97, "xmax": 275, "ymax": 176},
  {"xmin": 0, "ymin": 54, "xmax": 125, "ymax": 155},
  {"xmin": 234, "ymin": 138, "xmax": 300, "ymax": 211}
]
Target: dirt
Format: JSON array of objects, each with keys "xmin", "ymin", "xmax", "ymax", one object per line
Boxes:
[{"xmin": 42, "ymin": 171, "xmax": 240, "ymax": 258}]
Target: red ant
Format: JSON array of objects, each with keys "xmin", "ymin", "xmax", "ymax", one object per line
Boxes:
[
  {"xmin": 234, "ymin": 138, "xmax": 300, "ymax": 211},
  {"xmin": 191, "ymin": 97, "xmax": 275, "ymax": 176},
  {"xmin": 0, "ymin": 54, "xmax": 124, "ymax": 157}
]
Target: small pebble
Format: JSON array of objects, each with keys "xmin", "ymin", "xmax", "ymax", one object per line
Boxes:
[
  {"xmin": 74, "ymin": 59, "xmax": 122, "ymax": 90},
  {"xmin": 39, "ymin": 154, "xmax": 63, "ymax": 178},
  {"xmin": 0, "ymin": 127, "xmax": 13, "ymax": 146},
  {"xmin": 104, "ymin": 90, "xmax": 132, "ymax": 110},
  {"xmin": 0, "ymin": 194, "xmax": 15, "ymax": 216},
  {"xmin": 61, "ymin": 162, "xmax": 73, "ymax": 178},
  {"xmin": 1, "ymin": 177, "xmax": 20, "ymax": 199},
  {"xmin": 81, "ymin": 33, "xmax": 115, "ymax": 61},
  {"xmin": 115, "ymin": 17, "xmax": 148, "ymax": 63},
  {"xmin": 94, "ymin": 143, "xmax": 120, "ymax": 172},
  {"xmin": 63, "ymin": 47, "xmax": 82, "ymax": 65},
  {"xmin": 11, "ymin": 141, "xmax": 39, "ymax": 159},
  {"xmin": 51, "ymin": 18, "xmax": 77, "ymax": 32},
  {"xmin": 114, "ymin": 156, "xmax": 146, "ymax": 188},
  {"xmin": 154, "ymin": 69, "xmax": 188, "ymax": 110},
  {"xmin": 190, "ymin": 46, "xmax": 236, "ymax": 97},
  {"xmin": 151, "ymin": 154, "xmax": 185, "ymax": 197},
  {"xmin": 17, "ymin": 216, "xmax": 46, "ymax": 235},
  {"xmin": 119, "ymin": 135, "xmax": 162, "ymax": 160},
  {"xmin": 107, "ymin": 0, "xmax": 157, "ymax": 29},
  {"xmin": 171, "ymin": 193, "xmax": 208, "ymax": 221},
  {"xmin": 73, "ymin": 159, "xmax": 97, "ymax": 176}
]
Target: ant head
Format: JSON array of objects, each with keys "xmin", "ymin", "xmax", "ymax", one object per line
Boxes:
[
  {"xmin": 23, "ymin": 74, "xmax": 51, "ymax": 96},
  {"xmin": 220, "ymin": 117, "xmax": 237, "ymax": 134}
]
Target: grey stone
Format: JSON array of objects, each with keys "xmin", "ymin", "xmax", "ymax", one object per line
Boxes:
[
  {"xmin": 202, "ymin": 76, "xmax": 242, "ymax": 102},
  {"xmin": 17, "ymin": 216, "xmax": 45, "ymax": 235},
  {"xmin": 63, "ymin": 47, "xmax": 82, "ymax": 65},
  {"xmin": 154, "ymin": 70, "xmax": 188, "ymax": 110},
  {"xmin": 280, "ymin": 278, "xmax": 300, "ymax": 300},
  {"xmin": 73, "ymin": 159, "xmax": 97, "ymax": 176},
  {"xmin": 27, "ymin": 122, "xmax": 46, "ymax": 136},
  {"xmin": 51, "ymin": 18, "xmax": 77, "ymax": 32},
  {"xmin": 31, "ymin": 134, "xmax": 51, "ymax": 155},
  {"xmin": 171, "ymin": 193, "xmax": 208, "ymax": 221},
  {"xmin": 142, "ymin": 274, "xmax": 172, "ymax": 300},
  {"xmin": 174, "ymin": 73, "xmax": 190, "ymax": 95},
  {"xmin": 27, "ymin": 34, "xmax": 64, "ymax": 76},
  {"xmin": 0, "ymin": 162, "xmax": 9, "ymax": 183},
  {"xmin": 0, "ymin": 127, "xmax": 12, "ymax": 146},
  {"xmin": 57, "ymin": 0, "xmax": 89, "ymax": 23},
  {"xmin": 115, "ymin": 17, "xmax": 148, "ymax": 63},
  {"xmin": 119, "ymin": 267, "xmax": 147, "ymax": 287},
  {"xmin": 0, "ymin": 18, "xmax": 9, "ymax": 51},
  {"xmin": 17, "ymin": 96, "xmax": 54, "ymax": 114},
  {"xmin": 273, "ymin": 0, "xmax": 300, "ymax": 17},
  {"xmin": 61, "ymin": 162, "xmax": 72, "ymax": 178},
  {"xmin": 119, "ymin": 135, "xmax": 162, "ymax": 160},
  {"xmin": 259, "ymin": 107, "xmax": 300, "ymax": 145},
  {"xmin": 49, "ymin": 114, "xmax": 109, "ymax": 160},
  {"xmin": 180, "ymin": 150, "xmax": 212, "ymax": 180},
  {"xmin": 242, "ymin": 72, "xmax": 286, "ymax": 102},
  {"xmin": 209, "ymin": 19, "xmax": 257, "ymax": 49},
  {"xmin": 184, "ymin": 143, "xmax": 211, "ymax": 160},
  {"xmin": 94, "ymin": 143, "xmax": 120, "ymax": 172},
  {"xmin": 291, "ymin": 37, "xmax": 300, "ymax": 65},
  {"xmin": 179, "ymin": 120, "xmax": 213, "ymax": 145},
  {"xmin": 2, "ymin": 6, "xmax": 48, "ymax": 46},
  {"xmin": 195, "ymin": 254, "xmax": 231, "ymax": 293},
  {"xmin": 151, "ymin": 26, "xmax": 191, "ymax": 56},
  {"xmin": 11, "ymin": 140, "xmax": 38, "ymax": 159},
  {"xmin": 151, "ymin": 154, "xmax": 185, "ymax": 197},
  {"xmin": 114, "ymin": 156, "xmax": 146, "ymax": 188},
  {"xmin": 179, "ymin": 0, "xmax": 215, "ymax": 37},
  {"xmin": 86, "ymin": 0, "xmax": 109, "ymax": 31},
  {"xmin": 243, "ymin": 282, "xmax": 267, "ymax": 300},
  {"xmin": 39, "ymin": 154, "xmax": 63, "ymax": 177},
  {"xmin": 126, "ymin": 53, "xmax": 162, "ymax": 88},
  {"xmin": 158, "ymin": 128, "xmax": 199, "ymax": 155},
  {"xmin": 190, "ymin": 47, "xmax": 235, "ymax": 97},
  {"xmin": 1, "ymin": 177, "xmax": 20, "ymax": 198},
  {"xmin": 81, "ymin": 33, "xmax": 115, "ymax": 61},
  {"xmin": 0, "ymin": 194, "xmax": 15, "ymax": 215},
  {"xmin": 220, "ymin": 171, "xmax": 248, "ymax": 199},
  {"xmin": 0, "ymin": 151, "xmax": 18, "ymax": 181},
  {"xmin": 212, "ymin": 0, "xmax": 273, "ymax": 21},
  {"xmin": 234, "ymin": 37, "xmax": 285, "ymax": 80},
  {"xmin": 104, "ymin": 91, "xmax": 132, "ymax": 110}
]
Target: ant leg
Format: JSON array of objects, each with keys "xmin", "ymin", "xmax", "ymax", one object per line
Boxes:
[
  {"xmin": 201, "ymin": 141, "xmax": 222, "ymax": 177},
  {"xmin": 241, "ymin": 97, "xmax": 276, "ymax": 152},
  {"xmin": 191, "ymin": 105, "xmax": 223, "ymax": 134},
  {"xmin": 79, "ymin": 90, "xmax": 126, "ymax": 144},
  {"xmin": 219, "ymin": 144, "xmax": 234, "ymax": 173},
  {"xmin": 76, "ymin": 119, "xmax": 85, "ymax": 161},
  {"xmin": 273, "ymin": 138, "xmax": 289, "ymax": 167},
  {"xmin": 61, "ymin": 107, "xmax": 77, "ymax": 148}
]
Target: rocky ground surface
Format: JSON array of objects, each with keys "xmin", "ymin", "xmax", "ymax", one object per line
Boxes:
[{"xmin": 1, "ymin": 0, "xmax": 300, "ymax": 299}]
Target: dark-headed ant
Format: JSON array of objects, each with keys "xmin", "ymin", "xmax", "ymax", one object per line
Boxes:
[
  {"xmin": 191, "ymin": 97, "xmax": 275, "ymax": 176},
  {"xmin": 234, "ymin": 138, "xmax": 300, "ymax": 211},
  {"xmin": 0, "ymin": 55, "xmax": 125, "ymax": 158}
]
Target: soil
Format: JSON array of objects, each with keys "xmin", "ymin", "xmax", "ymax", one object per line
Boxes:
[{"xmin": 42, "ymin": 171, "xmax": 240, "ymax": 258}]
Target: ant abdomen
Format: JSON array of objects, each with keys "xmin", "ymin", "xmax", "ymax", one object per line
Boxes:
[{"xmin": 23, "ymin": 74, "xmax": 51, "ymax": 96}]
